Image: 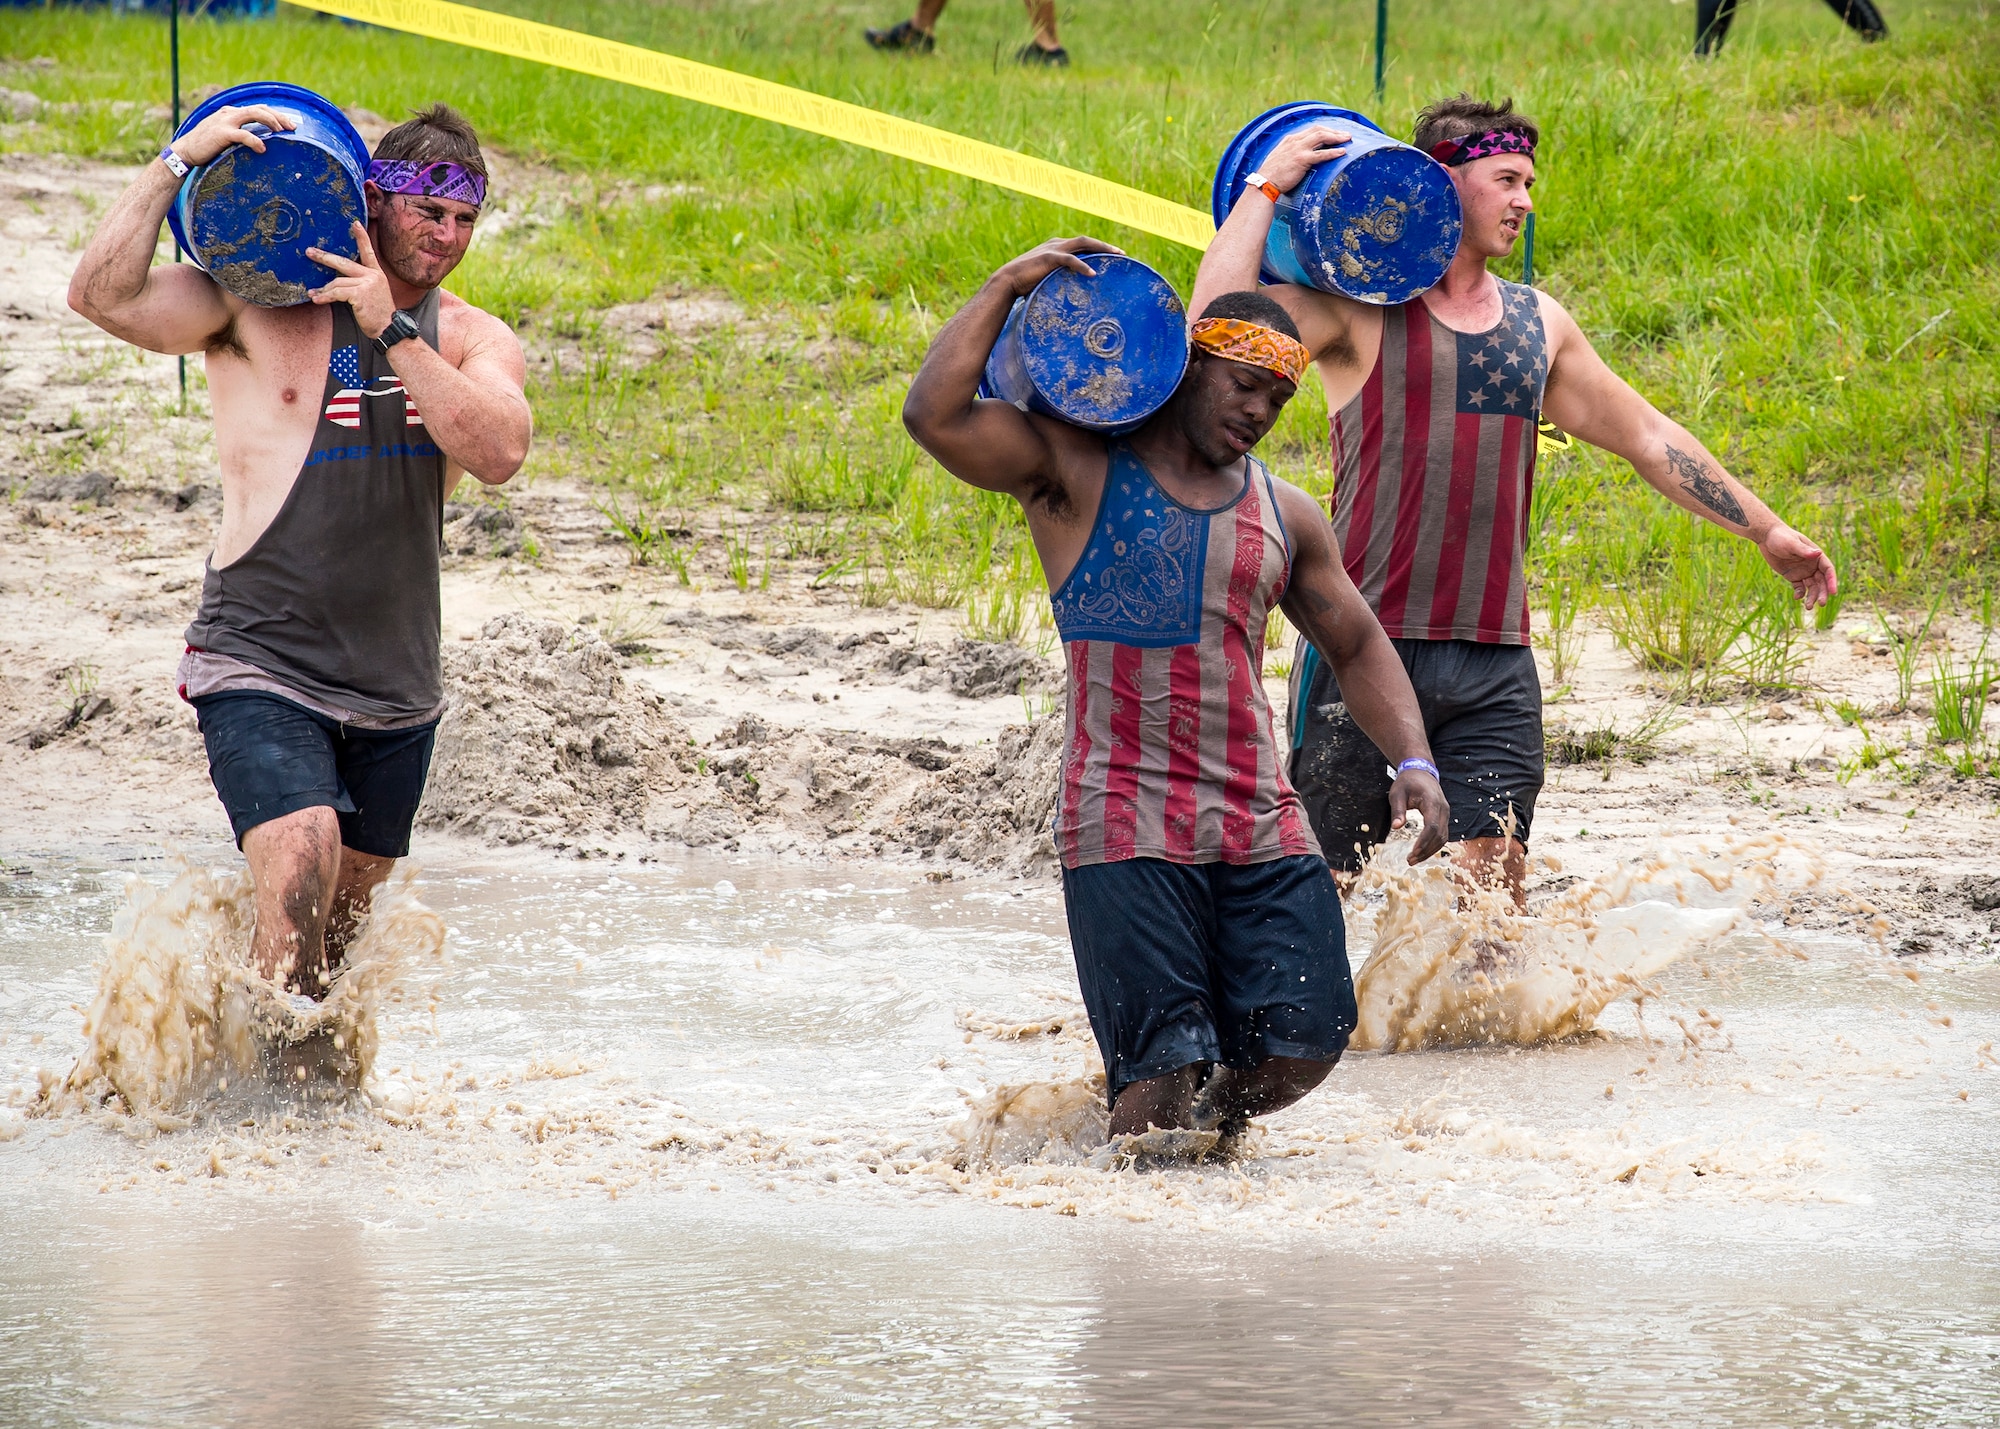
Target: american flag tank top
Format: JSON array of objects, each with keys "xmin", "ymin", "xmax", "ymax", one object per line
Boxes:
[
  {"xmin": 1329, "ymin": 279, "xmax": 1548, "ymax": 646},
  {"xmin": 1050, "ymin": 444, "xmax": 1319, "ymax": 870}
]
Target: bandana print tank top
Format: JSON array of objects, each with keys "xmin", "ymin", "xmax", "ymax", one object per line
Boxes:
[{"xmin": 1050, "ymin": 443, "xmax": 1319, "ymax": 870}]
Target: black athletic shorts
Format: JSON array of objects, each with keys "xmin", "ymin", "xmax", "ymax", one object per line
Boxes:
[
  {"xmin": 1289, "ymin": 638, "xmax": 1544, "ymax": 873},
  {"xmin": 190, "ymin": 691, "xmax": 438, "ymax": 857},
  {"xmin": 1060, "ymin": 854, "xmax": 1357, "ymax": 1105}
]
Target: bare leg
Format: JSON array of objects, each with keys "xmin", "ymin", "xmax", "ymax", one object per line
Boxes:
[
  {"xmin": 914, "ymin": 0, "xmax": 947, "ymax": 32},
  {"xmin": 1191, "ymin": 1056, "xmax": 1335, "ymax": 1130},
  {"xmin": 1106, "ymin": 1064, "xmax": 1203, "ymax": 1138},
  {"xmin": 242, "ymin": 807, "xmax": 342, "ymax": 993},
  {"xmin": 1024, "ymin": 0, "xmax": 1058, "ymax": 49},
  {"xmin": 1456, "ymin": 835, "xmax": 1526, "ymax": 909},
  {"xmin": 325, "ymin": 847, "xmax": 396, "ymax": 972},
  {"xmin": 243, "ymin": 807, "xmax": 396, "ymax": 995}
]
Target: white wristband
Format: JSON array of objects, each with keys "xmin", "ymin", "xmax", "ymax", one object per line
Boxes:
[{"xmin": 160, "ymin": 146, "xmax": 190, "ymax": 179}]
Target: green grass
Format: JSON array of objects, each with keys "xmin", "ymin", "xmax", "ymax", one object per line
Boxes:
[{"xmin": 5, "ymin": 0, "xmax": 1997, "ymax": 637}]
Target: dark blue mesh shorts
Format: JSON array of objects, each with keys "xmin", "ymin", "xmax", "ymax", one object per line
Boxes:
[
  {"xmin": 191, "ymin": 691, "xmax": 438, "ymax": 857},
  {"xmin": 1290, "ymin": 637, "xmax": 1544, "ymax": 873},
  {"xmin": 1060, "ymin": 854, "xmax": 1356, "ymax": 1105}
]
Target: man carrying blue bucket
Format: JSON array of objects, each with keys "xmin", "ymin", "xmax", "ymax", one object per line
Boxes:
[
  {"xmin": 905, "ymin": 238, "xmax": 1450, "ymax": 1159},
  {"xmin": 1193, "ymin": 95, "xmax": 1837, "ymax": 905},
  {"xmin": 69, "ymin": 101, "xmax": 530, "ymax": 1054}
]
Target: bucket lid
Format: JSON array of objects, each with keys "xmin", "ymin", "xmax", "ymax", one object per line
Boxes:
[
  {"xmin": 166, "ymin": 81, "xmax": 370, "ymax": 302},
  {"xmin": 1019, "ymin": 254, "xmax": 1188, "ymax": 432},
  {"xmin": 1210, "ymin": 102, "xmax": 1385, "ymax": 229},
  {"xmin": 174, "ymin": 81, "xmax": 370, "ymax": 172}
]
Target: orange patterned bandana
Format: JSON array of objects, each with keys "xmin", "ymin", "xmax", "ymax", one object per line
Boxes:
[{"xmin": 1189, "ymin": 317, "xmax": 1310, "ymax": 386}]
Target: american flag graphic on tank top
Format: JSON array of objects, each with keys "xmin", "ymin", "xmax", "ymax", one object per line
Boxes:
[
  {"xmin": 1050, "ymin": 444, "xmax": 1319, "ymax": 871},
  {"xmin": 1329, "ymin": 279, "xmax": 1548, "ymax": 645}
]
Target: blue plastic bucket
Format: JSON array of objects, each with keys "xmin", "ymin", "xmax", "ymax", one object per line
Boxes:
[
  {"xmin": 979, "ymin": 254, "xmax": 1188, "ymax": 434},
  {"xmin": 1211, "ymin": 102, "xmax": 1462, "ymax": 306},
  {"xmin": 166, "ymin": 81, "xmax": 369, "ymax": 308}
]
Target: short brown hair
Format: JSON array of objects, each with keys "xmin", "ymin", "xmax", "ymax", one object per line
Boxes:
[
  {"xmin": 373, "ymin": 102, "xmax": 487, "ymax": 178},
  {"xmin": 1412, "ymin": 94, "xmax": 1538, "ymax": 155}
]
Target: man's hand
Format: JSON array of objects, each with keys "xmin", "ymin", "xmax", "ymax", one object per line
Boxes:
[
  {"xmin": 1388, "ymin": 770, "xmax": 1450, "ymax": 865},
  {"xmin": 1759, "ymin": 523, "xmax": 1838, "ymax": 609},
  {"xmin": 1252, "ymin": 125, "xmax": 1350, "ymax": 194},
  {"xmin": 170, "ymin": 104, "xmax": 296, "ymax": 168},
  {"xmin": 307, "ymin": 222, "xmax": 396, "ymax": 340},
  {"xmin": 995, "ymin": 236, "xmax": 1124, "ymax": 299}
]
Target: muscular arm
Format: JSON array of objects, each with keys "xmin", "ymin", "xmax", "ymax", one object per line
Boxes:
[
  {"xmin": 391, "ymin": 310, "xmax": 530, "ymax": 486},
  {"xmin": 1539, "ymin": 296, "xmax": 1837, "ymax": 606},
  {"xmin": 1276, "ymin": 483, "xmax": 1450, "ymax": 863},
  {"xmin": 65, "ymin": 105, "xmax": 297, "ymax": 352},
  {"xmin": 1189, "ymin": 124, "xmax": 1365, "ymax": 363},
  {"xmin": 902, "ymin": 236, "xmax": 1118, "ymax": 500},
  {"xmin": 310, "ymin": 223, "xmax": 530, "ymax": 485}
]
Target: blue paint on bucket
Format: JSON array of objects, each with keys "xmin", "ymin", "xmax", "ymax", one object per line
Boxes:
[
  {"xmin": 979, "ymin": 254, "xmax": 1188, "ymax": 434},
  {"xmin": 1211, "ymin": 103, "xmax": 1462, "ymax": 306},
  {"xmin": 166, "ymin": 82, "xmax": 370, "ymax": 308}
]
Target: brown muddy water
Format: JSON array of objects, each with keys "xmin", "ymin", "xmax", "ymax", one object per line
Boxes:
[{"xmin": 3, "ymin": 845, "xmax": 1998, "ymax": 1426}]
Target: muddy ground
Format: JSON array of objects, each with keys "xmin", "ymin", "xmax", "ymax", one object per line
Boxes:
[{"xmin": 4, "ymin": 152, "xmax": 1998, "ymax": 954}]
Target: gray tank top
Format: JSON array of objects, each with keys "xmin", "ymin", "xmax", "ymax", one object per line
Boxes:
[{"xmin": 186, "ymin": 291, "xmax": 448, "ymax": 720}]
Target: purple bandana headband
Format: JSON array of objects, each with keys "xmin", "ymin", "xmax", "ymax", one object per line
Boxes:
[
  {"xmin": 367, "ymin": 158, "xmax": 487, "ymax": 209},
  {"xmin": 1427, "ymin": 129, "xmax": 1536, "ymax": 167}
]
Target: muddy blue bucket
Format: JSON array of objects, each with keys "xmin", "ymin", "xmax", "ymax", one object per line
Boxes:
[
  {"xmin": 1211, "ymin": 103, "xmax": 1461, "ymax": 305},
  {"xmin": 978, "ymin": 254, "xmax": 1188, "ymax": 434},
  {"xmin": 166, "ymin": 81, "xmax": 369, "ymax": 307}
]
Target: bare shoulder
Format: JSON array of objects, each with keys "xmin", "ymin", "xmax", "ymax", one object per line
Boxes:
[
  {"xmin": 1531, "ymin": 288, "xmax": 1587, "ymax": 352},
  {"xmin": 1265, "ymin": 467, "xmax": 1334, "ymax": 537},
  {"xmin": 436, "ymin": 289, "xmax": 522, "ymax": 368},
  {"xmin": 225, "ymin": 300, "xmax": 328, "ymax": 366},
  {"xmin": 1025, "ymin": 413, "xmax": 1109, "ymax": 524}
]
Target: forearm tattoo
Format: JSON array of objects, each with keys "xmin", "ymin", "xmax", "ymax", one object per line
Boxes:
[{"xmin": 1664, "ymin": 443, "xmax": 1747, "ymax": 526}]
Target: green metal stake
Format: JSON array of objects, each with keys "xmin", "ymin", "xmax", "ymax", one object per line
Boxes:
[
  {"xmin": 1373, "ymin": 0, "xmax": 1387, "ymax": 101},
  {"xmin": 171, "ymin": 0, "xmax": 186, "ymax": 416},
  {"xmin": 1522, "ymin": 211, "xmax": 1535, "ymax": 287}
]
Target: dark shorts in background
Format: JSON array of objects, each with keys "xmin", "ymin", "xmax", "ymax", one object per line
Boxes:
[
  {"xmin": 191, "ymin": 691, "xmax": 438, "ymax": 857},
  {"xmin": 1060, "ymin": 854, "xmax": 1356, "ymax": 1105},
  {"xmin": 1290, "ymin": 637, "xmax": 1544, "ymax": 873}
]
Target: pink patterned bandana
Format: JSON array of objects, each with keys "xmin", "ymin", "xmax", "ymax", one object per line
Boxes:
[
  {"xmin": 1427, "ymin": 129, "xmax": 1536, "ymax": 167},
  {"xmin": 367, "ymin": 159, "xmax": 486, "ymax": 209}
]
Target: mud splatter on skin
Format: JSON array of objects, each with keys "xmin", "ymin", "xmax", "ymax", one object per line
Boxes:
[{"xmin": 34, "ymin": 859, "xmax": 445, "ymax": 1128}]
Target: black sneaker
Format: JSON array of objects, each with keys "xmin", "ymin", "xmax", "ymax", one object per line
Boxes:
[
  {"xmin": 866, "ymin": 20, "xmax": 935, "ymax": 52},
  {"xmin": 1016, "ymin": 42, "xmax": 1070, "ymax": 66}
]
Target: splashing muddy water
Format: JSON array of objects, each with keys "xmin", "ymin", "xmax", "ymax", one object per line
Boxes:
[
  {"xmin": 36, "ymin": 859, "xmax": 444, "ymax": 1127},
  {"xmin": 4, "ymin": 843, "xmax": 1998, "ymax": 1424},
  {"xmin": 1346, "ymin": 832, "xmax": 1828, "ymax": 1051}
]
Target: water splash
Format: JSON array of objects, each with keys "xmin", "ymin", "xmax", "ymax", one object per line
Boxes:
[
  {"xmin": 953, "ymin": 1071, "xmax": 1108, "ymax": 1169},
  {"xmin": 1348, "ymin": 833, "xmax": 1824, "ymax": 1052},
  {"xmin": 35, "ymin": 859, "xmax": 445, "ymax": 1127}
]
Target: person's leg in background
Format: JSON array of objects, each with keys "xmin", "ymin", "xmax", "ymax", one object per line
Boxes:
[{"xmin": 866, "ymin": 0, "xmax": 948, "ymax": 53}]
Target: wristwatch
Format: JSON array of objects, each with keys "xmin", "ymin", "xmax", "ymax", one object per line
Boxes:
[{"xmin": 374, "ymin": 309, "xmax": 422, "ymax": 354}]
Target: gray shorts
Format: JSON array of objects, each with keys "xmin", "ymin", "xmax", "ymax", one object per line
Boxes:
[{"xmin": 1288, "ymin": 638, "xmax": 1544, "ymax": 872}]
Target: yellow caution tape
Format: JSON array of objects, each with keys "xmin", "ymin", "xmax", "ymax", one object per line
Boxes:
[{"xmin": 284, "ymin": 0, "xmax": 1216, "ymax": 250}]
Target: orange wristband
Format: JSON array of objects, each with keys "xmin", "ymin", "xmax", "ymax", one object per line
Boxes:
[{"xmin": 1243, "ymin": 170, "xmax": 1282, "ymax": 204}]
